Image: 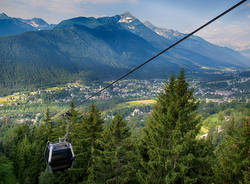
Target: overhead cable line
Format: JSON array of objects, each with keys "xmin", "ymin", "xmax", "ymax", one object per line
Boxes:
[{"xmin": 70, "ymin": 0, "xmax": 246, "ymax": 110}]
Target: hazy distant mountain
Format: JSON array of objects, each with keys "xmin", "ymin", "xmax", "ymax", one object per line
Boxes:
[
  {"xmin": 0, "ymin": 12, "xmax": 9, "ymax": 19},
  {"xmin": 57, "ymin": 12, "xmax": 249, "ymax": 68},
  {"xmin": 0, "ymin": 20, "xmax": 159, "ymax": 95},
  {"xmin": 0, "ymin": 13, "xmax": 55, "ymax": 37},
  {"xmin": 144, "ymin": 21, "xmax": 184, "ymax": 40},
  {"xmin": 142, "ymin": 20, "xmax": 249, "ymax": 67},
  {"xmin": 240, "ymin": 49, "xmax": 250, "ymax": 59},
  {"xmin": 19, "ymin": 17, "xmax": 56, "ymax": 30},
  {"xmin": 118, "ymin": 12, "xmax": 172, "ymax": 49},
  {"xmin": 0, "ymin": 12, "xmax": 249, "ymax": 95},
  {"xmin": 0, "ymin": 13, "xmax": 36, "ymax": 37}
]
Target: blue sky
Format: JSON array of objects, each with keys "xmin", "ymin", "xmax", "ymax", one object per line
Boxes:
[{"xmin": 1, "ymin": 0, "xmax": 249, "ymax": 51}]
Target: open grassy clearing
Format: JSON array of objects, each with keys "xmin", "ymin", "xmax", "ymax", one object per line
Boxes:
[
  {"xmin": 127, "ymin": 99, "xmax": 156, "ymax": 106},
  {"xmin": 0, "ymin": 95, "xmax": 19, "ymax": 104}
]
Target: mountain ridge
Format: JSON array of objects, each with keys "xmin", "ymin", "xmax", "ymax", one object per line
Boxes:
[
  {"xmin": 0, "ymin": 12, "xmax": 55, "ymax": 37},
  {"xmin": 0, "ymin": 13, "xmax": 9, "ymax": 19},
  {"xmin": 0, "ymin": 12, "xmax": 249, "ymax": 95},
  {"xmin": 143, "ymin": 20, "xmax": 249, "ymax": 67}
]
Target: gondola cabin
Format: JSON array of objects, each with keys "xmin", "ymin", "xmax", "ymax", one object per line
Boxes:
[{"xmin": 44, "ymin": 141, "xmax": 75, "ymax": 173}]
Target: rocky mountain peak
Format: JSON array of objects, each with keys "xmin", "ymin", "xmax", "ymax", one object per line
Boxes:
[
  {"xmin": 0, "ymin": 12, "xmax": 10, "ymax": 19},
  {"xmin": 144, "ymin": 20, "xmax": 183, "ymax": 39},
  {"xmin": 119, "ymin": 12, "xmax": 136, "ymax": 23},
  {"xmin": 31, "ymin": 18, "xmax": 48, "ymax": 25},
  {"xmin": 144, "ymin": 21, "xmax": 155, "ymax": 29}
]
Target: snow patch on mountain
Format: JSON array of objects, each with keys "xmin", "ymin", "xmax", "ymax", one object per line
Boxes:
[
  {"xmin": 119, "ymin": 12, "xmax": 136, "ymax": 24},
  {"xmin": 144, "ymin": 21, "xmax": 183, "ymax": 40},
  {"xmin": 29, "ymin": 20, "xmax": 39, "ymax": 28},
  {"xmin": 0, "ymin": 12, "xmax": 9, "ymax": 19},
  {"xmin": 119, "ymin": 16, "xmax": 134, "ymax": 23},
  {"xmin": 128, "ymin": 25, "xmax": 135, "ymax": 30}
]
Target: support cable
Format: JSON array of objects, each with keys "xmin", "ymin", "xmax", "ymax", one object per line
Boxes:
[
  {"xmin": 49, "ymin": 0, "xmax": 246, "ymax": 118},
  {"xmin": 79, "ymin": 0, "xmax": 247, "ymax": 105}
]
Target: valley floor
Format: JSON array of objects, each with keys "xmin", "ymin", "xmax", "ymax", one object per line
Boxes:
[{"xmin": 0, "ymin": 70, "xmax": 249, "ymax": 137}]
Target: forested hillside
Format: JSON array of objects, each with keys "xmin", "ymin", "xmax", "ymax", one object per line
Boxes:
[
  {"xmin": 0, "ymin": 12, "xmax": 249, "ymax": 96},
  {"xmin": 0, "ymin": 71, "xmax": 249, "ymax": 184},
  {"xmin": 0, "ymin": 13, "xmax": 55, "ymax": 37}
]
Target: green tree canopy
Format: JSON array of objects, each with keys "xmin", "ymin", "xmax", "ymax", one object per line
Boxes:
[
  {"xmin": 99, "ymin": 113, "xmax": 138, "ymax": 184},
  {"xmin": 138, "ymin": 69, "xmax": 214, "ymax": 184},
  {"xmin": 214, "ymin": 116, "xmax": 250, "ymax": 184}
]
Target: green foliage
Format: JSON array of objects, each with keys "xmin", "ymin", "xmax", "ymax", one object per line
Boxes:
[
  {"xmin": 99, "ymin": 114, "xmax": 139, "ymax": 183},
  {"xmin": 39, "ymin": 168, "xmax": 55, "ymax": 184},
  {"xmin": 2, "ymin": 14, "xmax": 249, "ymax": 96},
  {"xmin": 0, "ymin": 22, "xmax": 156, "ymax": 95},
  {"xmin": 138, "ymin": 70, "xmax": 214, "ymax": 184},
  {"xmin": 64, "ymin": 103, "xmax": 105, "ymax": 184},
  {"xmin": 213, "ymin": 116, "xmax": 250, "ymax": 184},
  {"xmin": 16, "ymin": 135, "xmax": 33, "ymax": 183},
  {"xmin": 0, "ymin": 70, "xmax": 249, "ymax": 184},
  {"xmin": 1, "ymin": 107, "xmax": 57, "ymax": 184},
  {"xmin": 83, "ymin": 104, "xmax": 105, "ymax": 183},
  {"xmin": 0, "ymin": 154, "xmax": 16, "ymax": 184}
]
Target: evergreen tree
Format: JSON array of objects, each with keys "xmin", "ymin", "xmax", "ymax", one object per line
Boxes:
[
  {"xmin": 68, "ymin": 102, "xmax": 80, "ymax": 142},
  {"xmin": 53, "ymin": 102, "xmax": 80, "ymax": 143},
  {"xmin": 0, "ymin": 154, "xmax": 16, "ymax": 184},
  {"xmin": 28, "ymin": 107, "xmax": 55, "ymax": 184},
  {"xmin": 72, "ymin": 103, "xmax": 104, "ymax": 183},
  {"xmin": 214, "ymin": 116, "xmax": 250, "ymax": 184},
  {"xmin": 138, "ymin": 69, "xmax": 214, "ymax": 184},
  {"xmin": 16, "ymin": 135, "xmax": 33, "ymax": 184},
  {"xmin": 99, "ymin": 114, "xmax": 138, "ymax": 184},
  {"xmin": 33, "ymin": 107, "xmax": 53, "ymax": 145},
  {"xmin": 44, "ymin": 103, "xmax": 83, "ymax": 184},
  {"xmin": 44, "ymin": 107, "xmax": 53, "ymax": 140},
  {"xmin": 2, "ymin": 124, "xmax": 32, "ymax": 181},
  {"xmin": 39, "ymin": 168, "xmax": 55, "ymax": 184}
]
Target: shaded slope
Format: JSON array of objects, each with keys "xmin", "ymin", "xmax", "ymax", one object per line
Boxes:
[
  {"xmin": 0, "ymin": 13, "xmax": 36, "ymax": 37},
  {"xmin": 0, "ymin": 13, "xmax": 249, "ymax": 95},
  {"xmin": 0, "ymin": 24, "xmax": 163, "ymax": 95},
  {"xmin": 144, "ymin": 20, "xmax": 249, "ymax": 67},
  {"xmin": 0, "ymin": 13, "xmax": 55, "ymax": 37}
]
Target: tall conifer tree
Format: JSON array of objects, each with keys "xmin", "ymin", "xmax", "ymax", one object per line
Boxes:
[
  {"xmin": 51, "ymin": 102, "xmax": 83, "ymax": 184},
  {"xmin": 138, "ymin": 69, "xmax": 214, "ymax": 184},
  {"xmin": 16, "ymin": 135, "xmax": 33, "ymax": 184},
  {"xmin": 72, "ymin": 103, "xmax": 104, "ymax": 183},
  {"xmin": 99, "ymin": 114, "xmax": 138, "ymax": 184},
  {"xmin": 214, "ymin": 117, "xmax": 250, "ymax": 184}
]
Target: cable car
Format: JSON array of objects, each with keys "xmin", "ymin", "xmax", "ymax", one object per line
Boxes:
[{"xmin": 44, "ymin": 139, "xmax": 75, "ymax": 173}]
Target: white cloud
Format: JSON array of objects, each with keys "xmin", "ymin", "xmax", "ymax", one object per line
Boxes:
[
  {"xmin": 0, "ymin": 0, "xmax": 249, "ymax": 51},
  {"xmin": 83, "ymin": 0, "xmax": 138, "ymax": 3},
  {"xmin": 0, "ymin": 0, "xmax": 86, "ymax": 23},
  {"xmin": 14, "ymin": 0, "xmax": 88, "ymax": 14},
  {"xmin": 0, "ymin": 0, "xmax": 138, "ymax": 23},
  {"xmin": 197, "ymin": 21, "xmax": 250, "ymax": 51}
]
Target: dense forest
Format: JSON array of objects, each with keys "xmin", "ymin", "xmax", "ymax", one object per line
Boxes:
[
  {"xmin": 1, "ymin": 11, "xmax": 250, "ymax": 96},
  {"xmin": 0, "ymin": 70, "xmax": 249, "ymax": 184}
]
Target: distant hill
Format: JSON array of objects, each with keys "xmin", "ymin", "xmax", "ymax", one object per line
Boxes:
[
  {"xmin": 18, "ymin": 17, "xmax": 56, "ymax": 30},
  {"xmin": 0, "ymin": 23, "xmax": 158, "ymax": 95},
  {"xmin": 0, "ymin": 13, "xmax": 55, "ymax": 37},
  {"xmin": 0, "ymin": 13, "xmax": 36, "ymax": 37},
  {"xmin": 143, "ymin": 20, "xmax": 249, "ymax": 67},
  {"xmin": 0, "ymin": 12, "xmax": 249, "ymax": 95},
  {"xmin": 240, "ymin": 49, "xmax": 250, "ymax": 59}
]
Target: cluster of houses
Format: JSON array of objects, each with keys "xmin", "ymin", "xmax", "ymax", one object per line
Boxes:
[{"xmin": 0, "ymin": 77, "xmax": 249, "ymax": 125}]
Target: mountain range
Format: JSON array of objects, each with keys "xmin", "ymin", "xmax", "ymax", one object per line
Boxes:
[
  {"xmin": 240, "ymin": 49, "xmax": 250, "ymax": 59},
  {"xmin": 0, "ymin": 13, "xmax": 55, "ymax": 37},
  {"xmin": 0, "ymin": 12, "xmax": 249, "ymax": 95}
]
